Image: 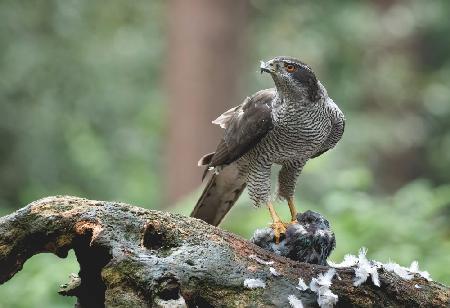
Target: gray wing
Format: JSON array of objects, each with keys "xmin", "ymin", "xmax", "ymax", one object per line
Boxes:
[
  {"xmin": 191, "ymin": 89, "xmax": 275, "ymax": 225},
  {"xmin": 312, "ymin": 100, "xmax": 345, "ymax": 158},
  {"xmin": 202, "ymin": 88, "xmax": 275, "ymax": 169}
]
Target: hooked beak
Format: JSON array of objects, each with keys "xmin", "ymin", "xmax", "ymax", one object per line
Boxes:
[{"xmin": 260, "ymin": 60, "xmax": 275, "ymax": 74}]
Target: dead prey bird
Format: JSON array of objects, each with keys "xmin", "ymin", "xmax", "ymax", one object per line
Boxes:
[
  {"xmin": 251, "ymin": 210, "xmax": 336, "ymax": 265},
  {"xmin": 191, "ymin": 56, "xmax": 345, "ymax": 242}
]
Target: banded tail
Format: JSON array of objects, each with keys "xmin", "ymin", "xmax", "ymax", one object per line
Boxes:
[{"xmin": 190, "ymin": 160, "xmax": 246, "ymax": 226}]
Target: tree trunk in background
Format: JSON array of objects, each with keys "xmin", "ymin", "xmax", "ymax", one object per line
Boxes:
[
  {"xmin": 369, "ymin": 0, "xmax": 426, "ymax": 193},
  {"xmin": 165, "ymin": 0, "xmax": 249, "ymax": 206}
]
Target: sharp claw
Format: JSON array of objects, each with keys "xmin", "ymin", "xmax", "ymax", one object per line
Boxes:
[{"xmin": 271, "ymin": 221, "xmax": 287, "ymax": 244}]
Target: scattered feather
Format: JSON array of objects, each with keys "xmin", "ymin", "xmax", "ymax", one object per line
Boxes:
[
  {"xmin": 269, "ymin": 267, "xmax": 280, "ymax": 276},
  {"xmin": 409, "ymin": 261, "xmax": 432, "ymax": 281},
  {"xmin": 318, "ymin": 289, "xmax": 338, "ymax": 308},
  {"xmin": 383, "ymin": 261, "xmax": 414, "ymax": 280},
  {"xmin": 309, "ymin": 268, "xmax": 338, "ymax": 308},
  {"xmin": 310, "ymin": 268, "xmax": 335, "ymax": 291},
  {"xmin": 415, "ymin": 284, "xmax": 422, "ymax": 289},
  {"xmin": 380, "ymin": 259, "xmax": 432, "ymax": 281},
  {"xmin": 353, "ymin": 248, "xmax": 380, "ymax": 287},
  {"xmin": 248, "ymin": 254, "xmax": 274, "ymax": 265},
  {"xmin": 328, "ymin": 254, "xmax": 358, "ymax": 268},
  {"xmin": 243, "ymin": 278, "xmax": 266, "ymax": 289},
  {"xmin": 328, "ymin": 248, "xmax": 379, "ymax": 287},
  {"xmin": 296, "ymin": 278, "xmax": 309, "ymax": 291},
  {"xmin": 288, "ymin": 295, "xmax": 304, "ymax": 308},
  {"xmin": 328, "ymin": 248, "xmax": 433, "ymax": 288}
]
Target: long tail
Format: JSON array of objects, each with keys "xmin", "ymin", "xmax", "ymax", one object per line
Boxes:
[{"xmin": 190, "ymin": 162, "xmax": 246, "ymax": 226}]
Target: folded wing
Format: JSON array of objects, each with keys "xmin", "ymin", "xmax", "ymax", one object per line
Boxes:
[
  {"xmin": 207, "ymin": 88, "xmax": 276, "ymax": 168},
  {"xmin": 192, "ymin": 88, "xmax": 276, "ymax": 225}
]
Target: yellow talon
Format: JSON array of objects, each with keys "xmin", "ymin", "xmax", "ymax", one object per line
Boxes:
[
  {"xmin": 288, "ymin": 197, "xmax": 298, "ymax": 223},
  {"xmin": 271, "ymin": 221, "xmax": 287, "ymax": 244},
  {"xmin": 267, "ymin": 202, "xmax": 286, "ymax": 243}
]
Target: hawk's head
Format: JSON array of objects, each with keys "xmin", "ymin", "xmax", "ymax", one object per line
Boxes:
[{"xmin": 260, "ymin": 56, "xmax": 320, "ymax": 102}]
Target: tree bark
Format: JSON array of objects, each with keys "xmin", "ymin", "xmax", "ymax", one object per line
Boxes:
[{"xmin": 0, "ymin": 196, "xmax": 448, "ymax": 307}]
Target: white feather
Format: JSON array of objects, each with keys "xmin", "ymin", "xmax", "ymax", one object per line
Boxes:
[
  {"xmin": 318, "ymin": 289, "xmax": 338, "ymax": 308},
  {"xmin": 383, "ymin": 260, "xmax": 433, "ymax": 281},
  {"xmin": 296, "ymin": 277, "xmax": 309, "ymax": 291},
  {"xmin": 243, "ymin": 278, "xmax": 266, "ymax": 289},
  {"xmin": 310, "ymin": 268, "xmax": 335, "ymax": 291},
  {"xmin": 409, "ymin": 261, "xmax": 432, "ymax": 281},
  {"xmin": 353, "ymin": 248, "xmax": 380, "ymax": 287},
  {"xmin": 309, "ymin": 269, "xmax": 338, "ymax": 308},
  {"xmin": 328, "ymin": 254, "xmax": 358, "ymax": 268},
  {"xmin": 269, "ymin": 267, "xmax": 280, "ymax": 276},
  {"xmin": 288, "ymin": 295, "xmax": 304, "ymax": 308},
  {"xmin": 383, "ymin": 261, "xmax": 414, "ymax": 280},
  {"xmin": 248, "ymin": 254, "xmax": 274, "ymax": 265}
]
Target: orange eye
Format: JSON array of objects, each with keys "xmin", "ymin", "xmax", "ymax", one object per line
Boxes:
[{"xmin": 286, "ymin": 64, "xmax": 296, "ymax": 72}]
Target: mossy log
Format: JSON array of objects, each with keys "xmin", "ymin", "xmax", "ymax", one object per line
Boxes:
[{"xmin": 0, "ymin": 196, "xmax": 448, "ymax": 307}]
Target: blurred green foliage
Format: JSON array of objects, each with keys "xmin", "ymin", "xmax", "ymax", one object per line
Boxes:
[
  {"xmin": 0, "ymin": 0, "xmax": 165, "ymax": 209},
  {"xmin": 0, "ymin": 253, "xmax": 78, "ymax": 307},
  {"xmin": 0, "ymin": 0, "xmax": 449, "ymax": 307}
]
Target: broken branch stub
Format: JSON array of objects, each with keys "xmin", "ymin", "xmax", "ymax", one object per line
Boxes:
[{"xmin": 0, "ymin": 196, "xmax": 448, "ymax": 307}]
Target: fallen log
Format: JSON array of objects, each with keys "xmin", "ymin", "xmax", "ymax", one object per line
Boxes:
[{"xmin": 0, "ymin": 196, "xmax": 448, "ymax": 307}]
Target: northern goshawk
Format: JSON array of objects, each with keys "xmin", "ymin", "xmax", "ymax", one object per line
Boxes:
[{"xmin": 191, "ymin": 56, "xmax": 345, "ymax": 242}]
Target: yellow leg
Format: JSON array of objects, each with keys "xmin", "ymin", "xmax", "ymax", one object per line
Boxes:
[
  {"xmin": 268, "ymin": 203, "xmax": 286, "ymax": 244},
  {"xmin": 288, "ymin": 197, "xmax": 298, "ymax": 223}
]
